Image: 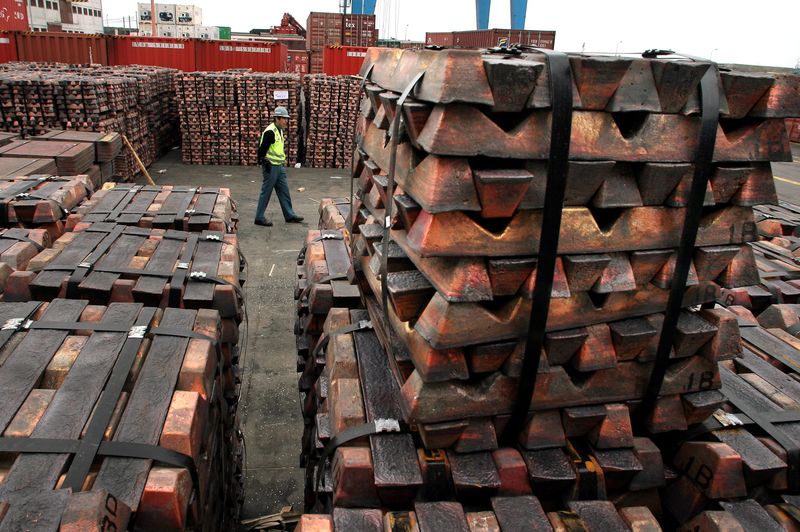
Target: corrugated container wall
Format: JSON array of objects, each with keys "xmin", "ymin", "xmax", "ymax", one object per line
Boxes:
[
  {"xmin": 108, "ymin": 36, "xmax": 196, "ymax": 70},
  {"xmin": 0, "ymin": 0, "xmax": 28, "ymax": 31},
  {"xmin": 306, "ymin": 12, "xmax": 343, "ymax": 50},
  {"xmin": 310, "ymin": 50, "xmax": 323, "ymax": 74},
  {"xmin": 451, "ymin": 29, "xmax": 556, "ymax": 48},
  {"xmin": 425, "ymin": 31, "xmax": 453, "ymax": 46},
  {"xmin": 287, "ymin": 49, "xmax": 309, "ymax": 75},
  {"xmin": 342, "ymin": 14, "xmax": 376, "ymax": 47},
  {"xmin": 323, "ymin": 45, "xmax": 367, "ymax": 76},
  {"xmin": 195, "ymin": 40, "xmax": 286, "ymax": 72},
  {"xmin": 0, "ymin": 32, "xmax": 17, "ymax": 62},
  {"xmin": 16, "ymin": 32, "xmax": 108, "ymax": 64}
]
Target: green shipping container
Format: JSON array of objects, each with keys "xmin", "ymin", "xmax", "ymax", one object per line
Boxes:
[{"xmin": 218, "ymin": 26, "xmax": 231, "ymax": 40}]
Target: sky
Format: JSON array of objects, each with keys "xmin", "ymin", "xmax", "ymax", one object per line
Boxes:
[{"xmin": 103, "ymin": 0, "xmax": 800, "ymax": 68}]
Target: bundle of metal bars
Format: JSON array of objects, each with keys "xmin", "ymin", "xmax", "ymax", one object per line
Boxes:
[
  {"xmin": 0, "ymin": 174, "xmax": 93, "ymax": 241},
  {"xmin": 174, "ymin": 71, "xmax": 301, "ymax": 166},
  {"xmin": 67, "ymin": 184, "xmax": 239, "ymax": 233},
  {"xmin": 0, "ymin": 63, "xmax": 179, "ymax": 181},
  {"xmin": 293, "ymin": 47, "xmax": 800, "ymax": 528},
  {"xmin": 303, "ymin": 75, "xmax": 362, "ymax": 169},
  {"xmin": 0, "ymin": 300, "xmax": 239, "ymax": 530}
]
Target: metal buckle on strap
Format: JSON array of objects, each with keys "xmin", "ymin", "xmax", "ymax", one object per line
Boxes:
[
  {"xmin": 319, "ymin": 234, "xmax": 340, "ymax": 240},
  {"xmin": 177, "ymin": 262, "xmax": 190, "ymax": 270},
  {"xmin": 713, "ymin": 409, "xmax": 744, "ymax": 427},
  {"xmin": 15, "ymin": 193, "xmax": 31, "ymax": 200},
  {"xmin": 128, "ymin": 325, "xmax": 148, "ymax": 339},
  {"xmin": 2, "ymin": 318, "xmax": 32, "ymax": 331},
  {"xmin": 356, "ymin": 320, "xmax": 373, "ymax": 331},
  {"xmin": 205, "ymin": 234, "xmax": 222, "ymax": 241},
  {"xmin": 185, "ymin": 208, "xmax": 196, "ymax": 215},
  {"xmin": 189, "ymin": 271, "xmax": 207, "ymax": 280},
  {"xmin": 78, "ymin": 261, "xmax": 92, "ymax": 269},
  {"xmin": 374, "ymin": 418, "xmax": 401, "ymax": 433}
]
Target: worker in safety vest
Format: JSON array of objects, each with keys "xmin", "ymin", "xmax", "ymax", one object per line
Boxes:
[{"xmin": 254, "ymin": 106, "xmax": 304, "ymax": 226}]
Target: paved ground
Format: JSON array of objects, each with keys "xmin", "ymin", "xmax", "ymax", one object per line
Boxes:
[
  {"xmin": 148, "ymin": 149, "xmax": 350, "ymax": 520},
  {"xmin": 145, "ymin": 142, "xmax": 800, "ymax": 521}
]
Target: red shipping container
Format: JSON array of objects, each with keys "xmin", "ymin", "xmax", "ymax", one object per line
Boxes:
[
  {"xmin": 323, "ymin": 45, "xmax": 367, "ymax": 76},
  {"xmin": 287, "ymin": 49, "xmax": 309, "ymax": 75},
  {"xmin": 0, "ymin": 31, "xmax": 17, "ymax": 62},
  {"xmin": 0, "ymin": 0, "xmax": 27, "ymax": 31},
  {"xmin": 108, "ymin": 36, "xmax": 196, "ymax": 70},
  {"xmin": 342, "ymin": 14, "xmax": 376, "ymax": 47},
  {"xmin": 196, "ymin": 40, "xmax": 287, "ymax": 72},
  {"xmin": 425, "ymin": 32, "xmax": 453, "ymax": 47},
  {"xmin": 16, "ymin": 32, "xmax": 109, "ymax": 64}
]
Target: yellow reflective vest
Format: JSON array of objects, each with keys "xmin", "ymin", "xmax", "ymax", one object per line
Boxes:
[{"xmin": 261, "ymin": 123, "xmax": 285, "ymax": 165}]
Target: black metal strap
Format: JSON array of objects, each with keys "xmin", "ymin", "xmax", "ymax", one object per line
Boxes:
[
  {"xmin": 381, "ymin": 72, "xmax": 425, "ymax": 313},
  {"xmin": 500, "ymin": 49, "xmax": 574, "ymax": 445},
  {"xmin": 786, "ymin": 324, "xmax": 800, "ymax": 338},
  {"xmin": 311, "ymin": 320, "xmax": 373, "ymax": 358},
  {"xmin": 64, "ymin": 224, "xmax": 127, "ymax": 298},
  {"xmin": 314, "ymin": 418, "xmax": 401, "ymax": 493},
  {"xmin": 636, "ymin": 63, "xmax": 720, "ymax": 425},
  {"xmin": 0, "ymin": 301, "xmax": 43, "ymax": 350},
  {"xmin": 0, "ymin": 438, "xmax": 199, "ymax": 494},
  {"xmin": 298, "ymin": 232, "xmax": 344, "ymax": 262},
  {"xmin": 351, "ymin": 63, "xmax": 375, "ymax": 231},
  {"xmin": 170, "ymin": 233, "xmax": 200, "ymax": 307}
]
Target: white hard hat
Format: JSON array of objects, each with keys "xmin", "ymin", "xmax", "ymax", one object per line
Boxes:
[{"xmin": 274, "ymin": 107, "xmax": 290, "ymax": 118}]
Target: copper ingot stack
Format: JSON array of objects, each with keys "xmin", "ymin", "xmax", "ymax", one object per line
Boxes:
[
  {"xmin": 290, "ymin": 47, "xmax": 800, "ymax": 528},
  {"xmin": 720, "ymin": 201, "xmax": 800, "ymax": 313},
  {"xmin": 0, "ymin": 175, "xmax": 93, "ymax": 241},
  {"xmin": 0, "ymin": 63, "xmax": 179, "ymax": 181},
  {"xmin": 174, "ymin": 71, "xmax": 301, "ymax": 166},
  {"xmin": 304, "ymin": 75, "xmax": 362, "ymax": 169}
]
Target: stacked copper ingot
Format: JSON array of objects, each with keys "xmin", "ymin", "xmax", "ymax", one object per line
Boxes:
[
  {"xmin": 787, "ymin": 118, "xmax": 800, "ymax": 143},
  {"xmin": 0, "ymin": 300, "xmax": 241, "ymax": 530},
  {"xmin": 290, "ymin": 48, "xmax": 800, "ymax": 528},
  {"xmin": 41, "ymin": 130, "xmax": 123, "ymax": 185},
  {"xmin": 297, "ymin": 498, "xmax": 800, "ymax": 531},
  {"xmin": 0, "ymin": 175, "xmax": 93, "ymax": 241},
  {"xmin": 0, "ymin": 139, "xmax": 95, "ymax": 176},
  {"xmin": 174, "ymin": 71, "xmax": 300, "ymax": 166},
  {"xmin": 303, "ymin": 75, "xmax": 361, "ymax": 169},
  {"xmin": 318, "ymin": 198, "xmax": 351, "ymax": 231},
  {"xmin": 0, "ymin": 63, "xmax": 179, "ymax": 181},
  {"xmin": 0, "ymin": 227, "xmax": 51, "ymax": 296},
  {"xmin": 67, "ymin": 184, "xmax": 239, "ymax": 233},
  {"xmin": 718, "ymin": 201, "xmax": 800, "ymax": 314}
]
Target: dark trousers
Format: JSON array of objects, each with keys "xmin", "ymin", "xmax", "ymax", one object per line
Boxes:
[{"xmin": 255, "ymin": 162, "xmax": 298, "ymax": 222}]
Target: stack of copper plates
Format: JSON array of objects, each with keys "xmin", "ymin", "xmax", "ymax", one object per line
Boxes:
[
  {"xmin": 303, "ymin": 75, "xmax": 362, "ymax": 169},
  {"xmin": 294, "ymin": 48, "xmax": 800, "ymax": 528},
  {"xmin": 0, "ymin": 300, "xmax": 239, "ymax": 530},
  {"xmin": 67, "ymin": 184, "xmax": 238, "ymax": 233}
]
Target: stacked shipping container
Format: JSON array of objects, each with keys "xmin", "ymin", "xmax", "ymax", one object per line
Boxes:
[
  {"xmin": 306, "ymin": 12, "xmax": 376, "ymax": 73},
  {"xmin": 426, "ymin": 28, "xmax": 556, "ymax": 48}
]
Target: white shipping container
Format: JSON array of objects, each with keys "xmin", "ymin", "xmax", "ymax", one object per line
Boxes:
[
  {"xmin": 177, "ymin": 26, "xmax": 196, "ymax": 39},
  {"xmin": 139, "ymin": 22, "xmax": 152, "ymax": 33},
  {"xmin": 197, "ymin": 26, "xmax": 219, "ymax": 39},
  {"xmin": 157, "ymin": 23, "xmax": 178, "ymax": 37},
  {"xmin": 176, "ymin": 5, "xmax": 202, "ymax": 25},
  {"xmin": 156, "ymin": 3, "xmax": 175, "ymax": 24},
  {"xmin": 137, "ymin": 2, "xmax": 151, "ymax": 22}
]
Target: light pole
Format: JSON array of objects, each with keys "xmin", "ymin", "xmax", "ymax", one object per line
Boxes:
[
  {"xmin": 710, "ymin": 48, "xmax": 719, "ymax": 61},
  {"xmin": 615, "ymin": 40, "xmax": 623, "ymax": 56}
]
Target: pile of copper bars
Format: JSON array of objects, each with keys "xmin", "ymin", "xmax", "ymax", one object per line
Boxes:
[
  {"xmin": 0, "ymin": 63, "xmax": 179, "ymax": 181},
  {"xmin": 0, "ymin": 182, "xmax": 246, "ymax": 530},
  {"xmin": 175, "ymin": 71, "xmax": 301, "ymax": 166},
  {"xmin": 294, "ymin": 47, "xmax": 800, "ymax": 530},
  {"xmin": 303, "ymin": 75, "xmax": 362, "ymax": 169}
]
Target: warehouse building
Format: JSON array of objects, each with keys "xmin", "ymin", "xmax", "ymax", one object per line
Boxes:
[{"xmin": 26, "ymin": 0, "xmax": 103, "ymax": 33}]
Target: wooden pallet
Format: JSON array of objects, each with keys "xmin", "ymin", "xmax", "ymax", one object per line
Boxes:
[
  {"xmin": 0, "ymin": 300, "xmax": 241, "ymax": 530},
  {"xmin": 68, "ymin": 184, "xmax": 238, "ymax": 233}
]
